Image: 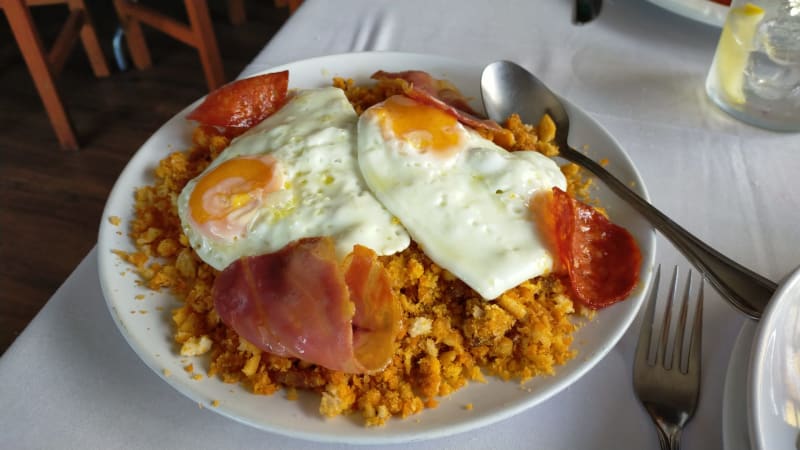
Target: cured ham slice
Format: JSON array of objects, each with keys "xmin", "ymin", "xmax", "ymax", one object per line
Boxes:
[
  {"xmin": 187, "ymin": 70, "xmax": 289, "ymax": 129},
  {"xmin": 371, "ymin": 70, "xmax": 514, "ymax": 146},
  {"xmin": 547, "ymin": 188, "xmax": 642, "ymax": 308},
  {"xmin": 213, "ymin": 237, "xmax": 401, "ymax": 373},
  {"xmin": 372, "ymin": 70, "xmax": 480, "ymax": 115}
]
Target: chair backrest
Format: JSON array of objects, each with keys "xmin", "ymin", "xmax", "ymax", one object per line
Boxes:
[
  {"xmin": 113, "ymin": 0, "xmax": 225, "ymax": 91},
  {"xmin": 1, "ymin": 0, "xmax": 110, "ymax": 150}
]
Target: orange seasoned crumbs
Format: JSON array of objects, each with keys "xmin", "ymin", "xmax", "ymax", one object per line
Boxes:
[
  {"xmin": 505, "ymin": 113, "xmax": 560, "ymax": 157},
  {"xmin": 118, "ymin": 78, "xmax": 596, "ymax": 427},
  {"xmin": 108, "ymin": 216, "xmax": 121, "ymax": 226},
  {"xmin": 333, "ymin": 76, "xmax": 408, "ymax": 114},
  {"xmin": 561, "ymin": 163, "xmax": 594, "ymax": 203}
]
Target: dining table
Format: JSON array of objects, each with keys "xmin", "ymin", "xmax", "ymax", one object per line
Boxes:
[{"xmin": 2, "ymin": 0, "xmax": 798, "ymax": 449}]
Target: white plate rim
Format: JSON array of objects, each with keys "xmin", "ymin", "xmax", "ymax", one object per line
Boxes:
[
  {"xmin": 748, "ymin": 264, "xmax": 800, "ymax": 450},
  {"xmin": 97, "ymin": 51, "xmax": 657, "ymax": 445},
  {"xmin": 723, "ymin": 319, "xmax": 757, "ymax": 450},
  {"xmin": 645, "ymin": 0, "xmax": 728, "ymax": 27}
]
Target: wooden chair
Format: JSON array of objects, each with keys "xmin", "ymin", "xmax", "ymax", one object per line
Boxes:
[
  {"xmin": 274, "ymin": 0, "xmax": 303, "ymax": 14},
  {"xmin": 1, "ymin": 0, "xmax": 111, "ymax": 150},
  {"xmin": 113, "ymin": 0, "xmax": 225, "ymax": 92},
  {"xmin": 227, "ymin": 0, "xmax": 302, "ymax": 26},
  {"xmin": 227, "ymin": 0, "xmax": 245, "ymax": 25}
]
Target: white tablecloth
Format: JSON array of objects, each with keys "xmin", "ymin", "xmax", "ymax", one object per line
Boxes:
[{"xmin": 3, "ymin": 1, "xmax": 799, "ymax": 449}]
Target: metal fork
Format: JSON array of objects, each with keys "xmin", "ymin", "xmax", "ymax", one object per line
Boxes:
[{"xmin": 633, "ymin": 265, "xmax": 704, "ymax": 450}]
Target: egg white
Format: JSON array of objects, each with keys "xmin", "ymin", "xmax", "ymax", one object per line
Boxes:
[
  {"xmin": 357, "ymin": 98, "xmax": 567, "ymax": 299},
  {"xmin": 178, "ymin": 87, "xmax": 410, "ymax": 271}
]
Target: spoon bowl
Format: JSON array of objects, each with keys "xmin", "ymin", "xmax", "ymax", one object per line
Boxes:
[{"xmin": 480, "ymin": 60, "xmax": 776, "ymax": 319}]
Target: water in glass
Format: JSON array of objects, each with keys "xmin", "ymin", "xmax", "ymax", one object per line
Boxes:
[{"xmin": 705, "ymin": 0, "xmax": 800, "ymax": 131}]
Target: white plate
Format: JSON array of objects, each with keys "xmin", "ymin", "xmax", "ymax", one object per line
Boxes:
[
  {"xmin": 645, "ymin": 0, "xmax": 728, "ymax": 27},
  {"xmin": 749, "ymin": 265, "xmax": 800, "ymax": 450},
  {"xmin": 97, "ymin": 52, "xmax": 656, "ymax": 444},
  {"xmin": 723, "ymin": 320, "xmax": 757, "ymax": 450}
]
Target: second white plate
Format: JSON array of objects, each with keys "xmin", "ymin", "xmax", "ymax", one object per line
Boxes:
[
  {"xmin": 749, "ymin": 265, "xmax": 800, "ymax": 450},
  {"xmin": 723, "ymin": 320, "xmax": 756, "ymax": 450},
  {"xmin": 645, "ymin": 0, "xmax": 727, "ymax": 27}
]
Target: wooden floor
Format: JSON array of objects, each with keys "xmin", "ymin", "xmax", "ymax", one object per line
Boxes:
[{"xmin": 0, "ymin": 1, "xmax": 290, "ymax": 355}]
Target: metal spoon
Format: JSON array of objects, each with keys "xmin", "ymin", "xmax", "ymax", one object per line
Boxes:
[{"xmin": 480, "ymin": 60, "xmax": 776, "ymax": 319}]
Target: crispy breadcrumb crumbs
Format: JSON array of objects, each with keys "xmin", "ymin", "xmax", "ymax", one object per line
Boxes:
[
  {"xmin": 108, "ymin": 216, "xmax": 121, "ymax": 226},
  {"xmin": 180, "ymin": 335, "xmax": 213, "ymax": 356},
  {"xmin": 118, "ymin": 77, "xmax": 598, "ymax": 426}
]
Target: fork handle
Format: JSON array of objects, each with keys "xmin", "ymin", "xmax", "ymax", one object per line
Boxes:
[{"xmin": 561, "ymin": 146, "xmax": 777, "ymax": 319}]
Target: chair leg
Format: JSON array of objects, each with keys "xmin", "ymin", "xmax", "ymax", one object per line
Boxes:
[
  {"xmin": 287, "ymin": 0, "xmax": 302, "ymax": 13},
  {"xmin": 185, "ymin": 0, "xmax": 225, "ymax": 91},
  {"xmin": 227, "ymin": 0, "xmax": 245, "ymax": 25},
  {"xmin": 47, "ymin": 7, "xmax": 84, "ymax": 76},
  {"xmin": 4, "ymin": 0, "xmax": 78, "ymax": 150},
  {"xmin": 67, "ymin": 0, "xmax": 110, "ymax": 77},
  {"xmin": 275, "ymin": 0, "xmax": 302, "ymax": 13},
  {"xmin": 113, "ymin": 0, "xmax": 152, "ymax": 70}
]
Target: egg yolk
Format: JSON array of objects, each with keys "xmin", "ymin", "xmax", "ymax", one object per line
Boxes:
[
  {"xmin": 189, "ymin": 155, "xmax": 282, "ymax": 235},
  {"xmin": 376, "ymin": 96, "xmax": 463, "ymax": 158}
]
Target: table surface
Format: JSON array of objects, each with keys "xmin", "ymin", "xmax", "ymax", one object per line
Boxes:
[{"xmin": 3, "ymin": 1, "xmax": 799, "ymax": 449}]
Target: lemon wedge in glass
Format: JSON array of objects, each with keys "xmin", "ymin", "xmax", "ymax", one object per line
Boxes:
[{"xmin": 713, "ymin": 3, "xmax": 765, "ymax": 105}]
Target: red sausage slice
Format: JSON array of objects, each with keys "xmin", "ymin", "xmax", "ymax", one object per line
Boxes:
[
  {"xmin": 549, "ymin": 187, "xmax": 642, "ymax": 308},
  {"xmin": 187, "ymin": 70, "xmax": 289, "ymax": 129}
]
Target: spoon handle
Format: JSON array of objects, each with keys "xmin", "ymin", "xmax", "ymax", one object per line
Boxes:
[{"xmin": 561, "ymin": 146, "xmax": 776, "ymax": 319}]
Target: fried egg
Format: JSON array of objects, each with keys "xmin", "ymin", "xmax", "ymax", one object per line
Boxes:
[
  {"xmin": 357, "ymin": 95, "xmax": 567, "ymax": 299},
  {"xmin": 178, "ymin": 87, "xmax": 410, "ymax": 270}
]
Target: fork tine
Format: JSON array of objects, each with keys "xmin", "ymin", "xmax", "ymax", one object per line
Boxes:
[
  {"xmin": 673, "ymin": 270, "xmax": 693, "ymax": 373},
  {"xmin": 634, "ymin": 265, "xmax": 661, "ymax": 366},
  {"xmin": 633, "ymin": 267, "xmax": 703, "ymax": 448},
  {"xmin": 687, "ymin": 277, "xmax": 704, "ymax": 377},
  {"xmin": 657, "ymin": 266, "xmax": 678, "ymax": 368}
]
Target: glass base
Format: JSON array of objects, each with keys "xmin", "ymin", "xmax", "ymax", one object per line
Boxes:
[{"xmin": 707, "ymin": 88, "xmax": 800, "ymax": 132}]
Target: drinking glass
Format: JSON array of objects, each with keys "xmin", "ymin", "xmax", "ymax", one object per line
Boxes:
[{"xmin": 705, "ymin": 0, "xmax": 800, "ymax": 131}]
